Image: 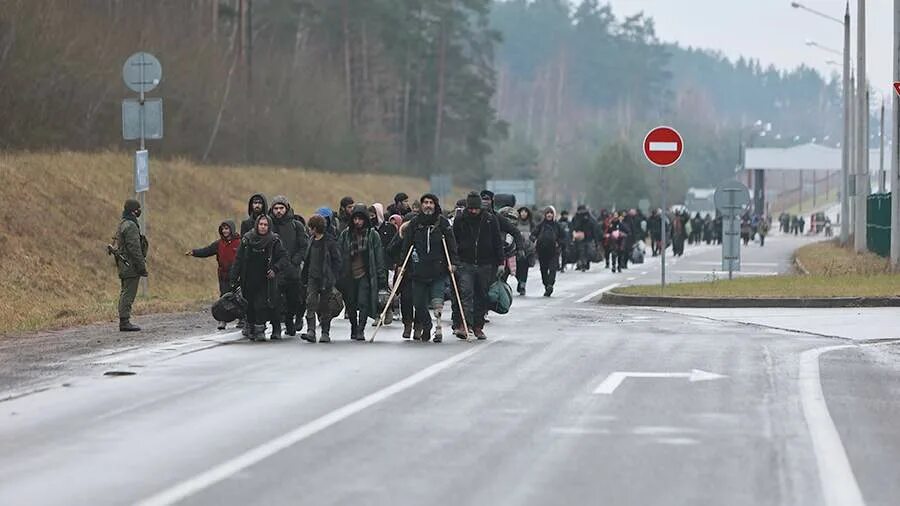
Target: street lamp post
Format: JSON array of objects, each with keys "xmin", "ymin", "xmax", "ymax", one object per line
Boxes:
[
  {"xmin": 791, "ymin": 1, "xmax": 851, "ymax": 245},
  {"xmin": 891, "ymin": 0, "xmax": 900, "ymax": 267}
]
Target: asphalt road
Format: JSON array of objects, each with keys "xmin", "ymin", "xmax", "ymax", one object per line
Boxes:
[{"xmin": 0, "ymin": 233, "xmax": 897, "ymax": 506}]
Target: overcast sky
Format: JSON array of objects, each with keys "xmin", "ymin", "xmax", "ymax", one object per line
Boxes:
[{"xmin": 605, "ymin": 0, "xmax": 895, "ymax": 97}]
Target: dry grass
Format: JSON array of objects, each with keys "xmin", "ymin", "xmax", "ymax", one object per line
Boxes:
[
  {"xmin": 0, "ymin": 151, "xmax": 432, "ymax": 334},
  {"xmin": 617, "ymin": 240, "xmax": 900, "ymax": 298}
]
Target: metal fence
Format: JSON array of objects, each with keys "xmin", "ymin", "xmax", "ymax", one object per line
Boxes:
[{"xmin": 866, "ymin": 193, "xmax": 891, "ymax": 257}]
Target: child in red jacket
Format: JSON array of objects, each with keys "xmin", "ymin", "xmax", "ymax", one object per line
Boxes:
[{"xmin": 187, "ymin": 220, "xmax": 242, "ymax": 330}]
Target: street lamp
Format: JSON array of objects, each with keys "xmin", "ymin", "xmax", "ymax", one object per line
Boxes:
[
  {"xmin": 805, "ymin": 39, "xmax": 843, "ymax": 57},
  {"xmin": 790, "ymin": 1, "xmax": 851, "ymax": 246}
]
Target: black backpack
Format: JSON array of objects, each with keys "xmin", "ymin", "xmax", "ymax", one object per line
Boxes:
[{"xmin": 535, "ymin": 222, "xmax": 558, "ymax": 251}]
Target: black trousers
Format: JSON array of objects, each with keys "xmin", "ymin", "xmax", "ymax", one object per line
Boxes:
[
  {"xmin": 457, "ymin": 263, "xmax": 494, "ymax": 329},
  {"xmin": 412, "ymin": 277, "xmax": 447, "ymax": 332},
  {"xmin": 279, "ymin": 279, "xmax": 301, "ymax": 323},
  {"xmin": 343, "ymin": 276, "xmax": 371, "ymax": 330},
  {"xmin": 538, "ymin": 251, "xmax": 557, "ymax": 287}
]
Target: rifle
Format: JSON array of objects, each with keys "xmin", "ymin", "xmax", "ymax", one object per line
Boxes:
[{"xmin": 106, "ymin": 243, "xmax": 130, "ymax": 267}]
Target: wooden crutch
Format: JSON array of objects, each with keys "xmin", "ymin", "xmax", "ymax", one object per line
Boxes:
[
  {"xmin": 442, "ymin": 236, "xmax": 474, "ymax": 342},
  {"xmin": 369, "ymin": 245, "xmax": 414, "ymax": 342}
]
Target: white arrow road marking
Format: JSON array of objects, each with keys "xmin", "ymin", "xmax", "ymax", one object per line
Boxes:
[{"xmin": 593, "ymin": 369, "xmax": 727, "ymax": 395}]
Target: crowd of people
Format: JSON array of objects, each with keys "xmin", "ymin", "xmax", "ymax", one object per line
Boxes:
[{"xmin": 111, "ymin": 192, "xmax": 756, "ymax": 343}]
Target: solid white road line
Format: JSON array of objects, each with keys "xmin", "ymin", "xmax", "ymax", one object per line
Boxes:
[
  {"xmin": 669, "ymin": 270, "xmax": 777, "ymax": 276},
  {"xmin": 799, "ymin": 345, "xmax": 865, "ymax": 506},
  {"xmin": 136, "ymin": 341, "xmax": 498, "ymax": 506},
  {"xmin": 576, "ymin": 283, "xmax": 621, "ymax": 304}
]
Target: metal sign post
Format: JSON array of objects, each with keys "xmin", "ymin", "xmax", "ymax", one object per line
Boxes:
[
  {"xmin": 714, "ymin": 180, "xmax": 751, "ymax": 280},
  {"xmin": 643, "ymin": 126, "xmax": 684, "ymax": 291},
  {"xmin": 122, "ymin": 52, "xmax": 163, "ymax": 297}
]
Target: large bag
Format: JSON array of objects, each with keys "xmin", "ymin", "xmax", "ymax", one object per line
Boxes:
[
  {"xmin": 493, "ymin": 194, "xmax": 516, "ymax": 210},
  {"xmin": 321, "ymin": 288, "xmax": 345, "ymax": 320},
  {"xmin": 487, "ymin": 279, "xmax": 513, "ymax": 315},
  {"xmin": 211, "ymin": 288, "xmax": 247, "ymax": 323},
  {"xmin": 630, "ymin": 242, "xmax": 645, "ymax": 264}
]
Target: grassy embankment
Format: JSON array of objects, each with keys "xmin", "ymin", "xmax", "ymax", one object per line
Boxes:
[
  {"xmin": 616, "ymin": 240, "xmax": 900, "ymax": 298},
  {"xmin": 0, "ymin": 152, "xmax": 432, "ymax": 334}
]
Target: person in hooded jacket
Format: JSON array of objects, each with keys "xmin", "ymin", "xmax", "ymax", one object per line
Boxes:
[
  {"xmin": 337, "ymin": 196, "xmax": 355, "ymax": 235},
  {"xmin": 453, "ymin": 192, "xmax": 503, "ymax": 340},
  {"xmin": 186, "ymin": 220, "xmax": 242, "ymax": 330},
  {"xmin": 531, "ymin": 207, "xmax": 565, "ymax": 297},
  {"xmin": 230, "ymin": 215, "xmax": 289, "ymax": 341},
  {"xmin": 514, "ymin": 206, "xmax": 536, "ymax": 295},
  {"xmin": 338, "ymin": 203, "xmax": 387, "ymax": 341},
  {"xmin": 387, "ymin": 192, "xmax": 412, "ymax": 218},
  {"xmin": 241, "ymin": 194, "xmax": 268, "ymax": 237},
  {"xmin": 300, "ymin": 214, "xmax": 342, "ymax": 343},
  {"xmin": 557, "ymin": 210, "xmax": 572, "ymax": 272},
  {"xmin": 269, "ymin": 196, "xmax": 310, "ymax": 338},
  {"xmin": 402, "ymin": 194, "xmax": 458, "ymax": 343},
  {"xmin": 571, "ymin": 205, "xmax": 598, "ymax": 271}
]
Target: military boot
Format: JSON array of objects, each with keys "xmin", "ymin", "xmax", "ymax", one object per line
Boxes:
[
  {"xmin": 119, "ymin": 318, "xmax": 141, "ymax": 332},
  {"xmin": 253, "ymin": 324, "xmax": 269, "ymax": 341},
  {"xmin": 271, "ymin": 321, "xmax": 283, "ymax": 340},
  {"xmin": 319, "ymin": 319, "xmax": 332, "ymax": 343}
]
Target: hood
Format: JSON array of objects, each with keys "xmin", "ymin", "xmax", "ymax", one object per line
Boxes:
[
  {"xmin": 517, "ymin": 206, "xmax": 532, "ymax": 221},
  {"xmin": 350, "ymin": 203, "xmax": 370, "ymax": 227},
  {"xmin": 543, "ymin": 206, "xmax": 557, "ymax": 219},
  {"xmin": 389, "ymin": 214, "xmax": 403, "ymax": 229},
  {"xmin": 220, "ymin": 220, "xmax": 238, "ymax": 239},
  {"xmin": 247, "ymin": 193, "xmax": 268, "ymax": 218},
  {"xmin": 315, "ymin": 207, "xmax": 334, "ymax": 219},
  {"xmin": 269, "ymin": 195, "xmax": 295, "ymax": 222},
  {"xmin": 372, "ymin": 203, "xmax": 385, "ymax": 225}
]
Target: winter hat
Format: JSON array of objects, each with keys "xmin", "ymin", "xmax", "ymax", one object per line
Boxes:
[
  {"xmin": 394, "ymin": 192, "xmax": 409, "ymax": 203},
  {"xmin": 339, "ymin": 196, "xmax": 355, "ymax": 209},
  {"xmin": 576, "ymin": 204, "xmax": 587, "ymax": 212},
  {"xmin": 455, "ymin": 199, "xmax": 467, "ymax": 209},
  {"xmin": 350, "ymin": 203, "xmax": 370, "ymax": 223},
  {"xmin": 124, "ymin": 199, "xmax": 141, "ymax": 213},
  {"xmin": 420, "ymin": 193, "xmax": 439, "ymax": 205},
  {"xmin": 466, "ymin": 192, "xmax": 482, "ymax": 210},
  {"xmin": 315, "ymin": 207, "xmax": 334, "ymax": 219}
]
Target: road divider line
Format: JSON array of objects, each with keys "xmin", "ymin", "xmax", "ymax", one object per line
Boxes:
[
  {"xmin": 576, "ymin": 283, "xmax": 621, "ymax": 303},
  {"xmin": 136, "ymin": 340, "xmax": 499, "ymax": 506},
  {"xmin": 799, "ymin": 345, "xmax": 865, "ymax": 506}
]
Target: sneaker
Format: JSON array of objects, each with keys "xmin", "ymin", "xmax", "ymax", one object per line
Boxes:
[
  {"xmin": 217, "ymin": 321, "xmax": 227, "ymax": 331},
  {"xmin": 433, "ymin": 327, "xmax": 443, "ymax": 343}
]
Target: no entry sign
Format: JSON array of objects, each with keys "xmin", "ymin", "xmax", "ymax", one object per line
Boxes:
[{"xmin": 643, "ymin": 126, "xmax": 684, "ymax": 167}]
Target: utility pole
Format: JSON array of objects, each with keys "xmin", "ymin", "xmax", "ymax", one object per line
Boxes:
[
  {"xmin": 854, "ymin": 0, "xmax": 868, "ymax": 253},
  {"xmin": 891, "ymin": 0, "xmax": 900, "ymax": 267},
  {"xmin": 841, "ymin": 3, "xmax": 852, "ymax": 244},
  {"xmin": 880, "ymin": 95, "xmax": 886, "ymax": 193}
]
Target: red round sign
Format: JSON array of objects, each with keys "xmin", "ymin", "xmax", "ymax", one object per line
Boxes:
[{"xmin": 643, "ymin": 126, "xmax": 684, "ymax": 167}]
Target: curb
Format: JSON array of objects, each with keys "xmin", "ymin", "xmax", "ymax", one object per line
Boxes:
[{"xmin": 599, "ymin": 291, "xmax": 900, "ymax": 308}]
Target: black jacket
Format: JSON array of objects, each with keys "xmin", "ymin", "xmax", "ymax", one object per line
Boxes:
[
  {"xmin": 230, "ymin": 232, "xmax": 289, "ymax": 308},
  {"xmin": 268, "ymin": 204, "xmax": 309, "ymax": 282},
  {"xmin": 453, "ymin": 211, "xmax": 503, "ymax": 266},
  {"xmin": 572, "ymin": 210, "xmax": 598, "ymax": 241},
  {"xmin": 531, "ymin": 219, "xmax": 565, "ymax": 254},
  {"xmin": 301, "ymin": 235, "xmax": 342, "ymax": 293},
  {"xmin": 403, "ymin": 214, "xmax": 458, "ymax": 281}
]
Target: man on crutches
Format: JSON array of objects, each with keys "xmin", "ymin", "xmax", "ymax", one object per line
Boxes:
[{"xmin": 401, "ymin": 194, "xmax": 459, "ymax": 343}]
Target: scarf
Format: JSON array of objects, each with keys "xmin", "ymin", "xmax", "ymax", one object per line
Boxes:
[{"xmin": 349, "ymin": 227, "xmax": 368, "ymax": 260}]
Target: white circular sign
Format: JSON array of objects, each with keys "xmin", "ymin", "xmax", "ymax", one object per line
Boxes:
[{"xmin": 123, "ymin": 52, "xmax": 162, "ymax": 93}]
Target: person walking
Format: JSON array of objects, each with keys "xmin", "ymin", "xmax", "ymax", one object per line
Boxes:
[
  {"xmin": 300, "ymin": 214, "xmax": 342, "ymax": 343},
  {"xmin": 338, "ymin": 204, "xmax": 387, "ymax": 341},
  {"xmin": 453, "ymin": 192, "xmax": 503, "ymax": 340},
  {"xmin": 571, "ymin": 205, "xmax": 597, "ymax": 271},
  {"xmin": 114, "ymin": 199, "xmax": 148, "ymax": 332},
  {"xmin": 531, "ymin": 207, "xmax": 565, "ymax": 297},
  {"xmin": 230, "ymin": 215, "xmax": 289, "ymax": 341},
  {"xmin": 269, "ymin": 196, "xmax": 309, "ymax": 338},
  {"xmin": 240, "ymin": 194, "xmax": 268, "ymax": 236},
  {"xmin": 514, "ymin": 206, "xmax": 535, "ymax": 295},
  {"xmin": 402, "ymin": 194, "xmax": 458, "ymax": 343}
]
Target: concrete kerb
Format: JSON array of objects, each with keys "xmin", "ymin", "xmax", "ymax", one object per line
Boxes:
[{"xmin": 598, "ymin": 291, "xmax": 900, "ymax": 308}]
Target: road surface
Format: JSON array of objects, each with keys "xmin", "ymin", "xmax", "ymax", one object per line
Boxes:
[{"xmin": 0, "ymin": 233, "xmax": 897, "ymax": 506}]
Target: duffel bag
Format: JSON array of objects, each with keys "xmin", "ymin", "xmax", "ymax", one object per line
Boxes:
[
  {"xmin": 211, "ymin": 288, "xmax": 247, "ymax": 323},
  {"xmin": 487, "ymin": 279, "xmax": 513, "ymax": 315}
]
